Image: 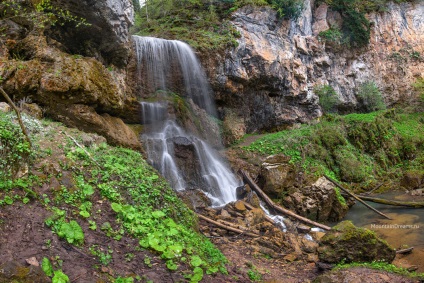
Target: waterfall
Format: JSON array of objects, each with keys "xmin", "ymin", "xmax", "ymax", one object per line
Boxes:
[{"xmin": 133, "ymin": 35, "xmax": 241, "ymax": 206}]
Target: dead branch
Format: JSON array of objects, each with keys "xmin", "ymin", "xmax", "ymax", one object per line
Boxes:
[
  {"xmin": 357, "ymin": 195, "xmax": 424, "ymax": 208},
  {"xmin": 0, "ymin": 87, "xmax": 32, "ymax": 148},
  {"xmin": 240, "ymin": 170, "xmax": 331, "ymax": 231},
  {"xmin": 396, "ymin": 247, "xmax": 414, "ymax": 254},
  {"xmin": 197, "ymin": 213, "xmax": 259, "ymax": 237},
  {"xmin": 324, "ymin": 175, "xmax": 392, "ymax": 220}
]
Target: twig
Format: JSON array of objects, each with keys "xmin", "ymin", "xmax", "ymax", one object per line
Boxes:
[
  {"xmin": 0, "ymin": 86, "xmax": 32, "ymax": 148},
  {"xmin": 240, "ymin": 170, "xmax": 331, "ymax": 231},
  {"xmin": 62, "ymin": 131, "xmax": 102, "ymax": 168},
  {"xmin": 197, "ymin": 213, "xmax": 259, "ymax": 237},
  {"xmin": 324, "ymin": 175, "xmax": 392, "ymax": 220}
]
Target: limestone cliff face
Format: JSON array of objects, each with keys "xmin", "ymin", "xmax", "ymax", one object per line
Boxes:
[
  {"xmin": 50, "ymin": 0, "xmax": 134, "ymax": 67},
  {"xmin": 207, "ymin": 2, "xmax": 424, "ymax": 143}
]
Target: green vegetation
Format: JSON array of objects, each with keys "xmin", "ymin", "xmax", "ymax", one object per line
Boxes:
[
  {"xmin": 315, "ymin": 84, "xmax": 339, "ymax": 113},
  {"xmin": 356, "ymin": 81, "xmax": 386, "ymax": 113},
  {"xmin": 0, "ymin": 0, "xmax": 90, "ymax": 31},
  {"xmin": 132, "ymin": 0, "xmax": 303, "ymax": 51},
  {"xmin": 246, "ymin": 263, "xmax": 262, "ymax": 281},
  {"xmin": 244, "ymin": 110, "xmax": 424, "ymax": 188},
  {"xmin": 42, "ymin": 257, "xmax": 70, "ymax": 283},
  {"xmin": 318, "ymin": 26, "xmax": 343, "ymax": 45},
  {"xmin": 336, "ymin": 261, "xmax": 424, "ymax": 279}
]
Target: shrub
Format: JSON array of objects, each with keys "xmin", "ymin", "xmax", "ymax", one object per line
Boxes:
[
  {"xmin": 318, "ymin": 26, "xmax": 343, "ymax": 45},
  {"xmin": 356, "ymin": 81, "xmax": 386, "ymax": 113},
  {"xmin": 269, "ymin": 0, "xmax": 303, "ymax": 19},
  {"xmin": 315, "ymin": 85, "xmax": 339, "ymax": 113}
]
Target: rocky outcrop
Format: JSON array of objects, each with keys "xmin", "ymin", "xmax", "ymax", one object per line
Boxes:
[
  {"xmin": 0, "ymin": 34, "xmax": 141, "ymax": 149},
  {"xmin": 49, "ymin": 0, "xmax": 134, "ymax": 67},
  {"xmin": 257, "ymin": 154, "xmax": 350, "ymax": 221},
  {"xmin": 207, "ymin": 2, "xmax": 424, "ymax": 142},
  {"xmin": 318, "ymin": 220, "xmax": 396, "ymax": 264}
]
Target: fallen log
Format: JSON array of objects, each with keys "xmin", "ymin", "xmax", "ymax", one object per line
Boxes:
[
  {"xmin": 324, "ymin": 175, "xmax": 392, "ymax": 220},
  {"xmin": 240, "ymin": 170, "xmax": 331, "ymax": 231},
  {"xmin": 197, "ymin": 213, "xmax": 259, "ymax": 237},
  {"xmin": 358, "ymin": 196, "xmax": 424, "ymax": 208},
  {"xmin": 396, "ymin": 247, "xmax": 414, "ymax": 254}
]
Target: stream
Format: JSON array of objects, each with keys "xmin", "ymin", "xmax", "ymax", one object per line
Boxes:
[{"xmin": 343, "ymin": 192, "xmax": 424, "ymax": 272}]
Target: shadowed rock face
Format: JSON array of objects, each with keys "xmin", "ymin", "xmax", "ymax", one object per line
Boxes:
[
  {"xmin": 49, "ymin": 0, "xmax": 134, "ymax": 67},
  {"xmin": 205, "ymin": 3, "xmax": 424, "ymax": 142}
]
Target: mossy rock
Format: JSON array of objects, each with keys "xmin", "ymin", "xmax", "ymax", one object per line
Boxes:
[
  {"xmin": 318, "ymin": 221, "xmax": 395, "ymax": 264},
  {"xmin": 0, "ymin": 261, "xmax": 50, "ymax": 283}
]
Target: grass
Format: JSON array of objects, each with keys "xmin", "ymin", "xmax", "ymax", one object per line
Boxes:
[{"xmin": 243, "ymin": 109, "xmax": 424, "ymax": 188}]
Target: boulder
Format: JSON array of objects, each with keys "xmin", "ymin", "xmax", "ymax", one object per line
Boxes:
[
  {"xmin": 258, "ymin": 155, "xmax": 350, "ymax": 221},
  {"xmin": 318, "ymin": 221, "xmax": 396, "ymax": 264}
]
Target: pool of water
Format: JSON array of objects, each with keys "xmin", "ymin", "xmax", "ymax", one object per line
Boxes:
[{"xmin": 343, "ymin": 192, "xmax": 424, "ymax": 272}]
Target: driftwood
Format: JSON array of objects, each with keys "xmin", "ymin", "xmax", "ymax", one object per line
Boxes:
[
  {"xmin": 396, "ymin": 247, "xmax": 414, "ymax": 254},
  {"xmin": 197, "ymin": 213, "xmax": 259, "ymax": 237},
  {"xmin": 358, "ymin": 195, "xmax": 424, "ymax": 208},
  {"xmin": 0, "ymin": 87, "xmax": 32, "ymax": 148},
  {"xmin": 324, "ymin": 175, "xmax": 392, "ymax": 220},
  {"xmin": 240, "ymin": 170, "xmax": 331, "ymax": 231}
]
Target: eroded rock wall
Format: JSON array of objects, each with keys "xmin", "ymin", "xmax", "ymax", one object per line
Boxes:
[{"xmin": 206, "ymin": 2, "xmax": 424, "ymax": 143}]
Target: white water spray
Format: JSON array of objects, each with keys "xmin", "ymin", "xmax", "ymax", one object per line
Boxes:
[{"xmin": 134, "ymin": 35, "xmax": 241, "ymax": 206}]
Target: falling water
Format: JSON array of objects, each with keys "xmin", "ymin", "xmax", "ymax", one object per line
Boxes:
[
  {"xmin": 134, "ymin": 35, "xmax": 216, "ymax": 116},
  {"xmin": 133, "ymin": 35, "xmax": 241, "ymax": 206}
]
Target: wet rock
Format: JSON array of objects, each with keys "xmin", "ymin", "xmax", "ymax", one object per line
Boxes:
[
  {"xmin": 318, "ymin": 221, "xmax": 396, "ymax": 264},
  {"xmin": 245, "ymin": 208, "xmax": 266, "ymax": 227},
  {"xmin": 178, "ymin": 189, "xmax": 212, "ymax": 210}
]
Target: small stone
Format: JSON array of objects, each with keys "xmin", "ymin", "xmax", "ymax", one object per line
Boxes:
[
  {"xmin": 0, "ymin": 102, "xmax": 11, "ymax": 113},
  {"xmin": 234, "ymin": 200, "xmax": 246, "ymax": 211},
  {"xmin": 220, "ymin": 209, "xmax": 231, "ymax": 218},
  {"xmin": 26, "ymin": 257, "xmax": 39, "ymax": 267},
  {"xmin": 297, "ymin": 224, "xmax": 311, "ymax": 234},
  {"xmin": 283, "ymin": 253, "xmax": 297, "ymax": 262}
]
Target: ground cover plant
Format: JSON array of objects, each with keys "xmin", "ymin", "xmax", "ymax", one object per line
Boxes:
[
  {"xmin": 0, "ymin": 111, "xmax": 227, "ymax": 282},
  {"xmin": 243, "ymin": 109, "xmax": 424, "ymax": 190}
]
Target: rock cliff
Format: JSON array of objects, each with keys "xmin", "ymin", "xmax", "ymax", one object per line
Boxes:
[{"xmin": 207, "ymin": 2, "xmax": 424, "ymax": 143}]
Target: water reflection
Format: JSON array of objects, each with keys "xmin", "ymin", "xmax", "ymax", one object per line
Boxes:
[{"xmin": 343, "ymin": 192, "xmax": 424, "ymax": 272}]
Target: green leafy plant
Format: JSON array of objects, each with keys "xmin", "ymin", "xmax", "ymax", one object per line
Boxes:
[
  {"xmin": 42, "ymin": 257, "xmax": 70, "ymax": 283},
  {"xmin": 90, "ymin": 245, "xmax": 113, "ymax": 266},
  {"xmin": 356, "ymin": 81, "xmax": 386, "ymax": 113},
  {"xmin": 57, "ymin": 220, "xmax": 84, "ymax": 245},
  {"xmin": 318, "ymin": 26, "xmax": 343, "ymax": 45}
]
